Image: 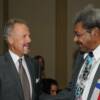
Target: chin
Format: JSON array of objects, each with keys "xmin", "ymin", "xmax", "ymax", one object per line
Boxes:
[
  {"xmin": 24, "ymin": 51, "xmax": 29, "ymax": 55},
  {"xmin": 23, "ymin": 47, "xmax": 30, "ymax": 54},
  {"xmin": 24, "ymin": 50, "xmax": 30, "ymax": 54},
  {"xmin": 80, "ymin": 47, "xmax": 88, "ymax": 53}
]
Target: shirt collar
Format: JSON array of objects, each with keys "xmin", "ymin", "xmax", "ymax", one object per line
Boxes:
[
  {"xmin": 93, "ymin": 45, "xmax": 100, "ymax": 61},
  {"xmin": 84, "ymin": 45, "xmax": 100, "ymax": 61},
  {"xmin": 9, "ymin": 50, "xmax": 24, "ymax": 64}
]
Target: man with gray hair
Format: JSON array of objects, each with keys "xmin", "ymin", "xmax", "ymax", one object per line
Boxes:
[
  {"xmin": 0, "ymin": 19, "xmax": 40, "ymax": 100},
  {"xmin": 40, "ymin": 5, "xmax": 100, "ymax": 100}
]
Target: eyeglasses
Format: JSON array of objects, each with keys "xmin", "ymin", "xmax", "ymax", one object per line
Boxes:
[{"xmin": 74, "ymin": 29, "xmax": 92, "ymax": 37}]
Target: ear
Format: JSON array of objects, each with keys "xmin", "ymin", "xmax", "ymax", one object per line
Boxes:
[
  {"xmin": 91, "ymin": 27, "xmax": 100, "ymax": 37},
  {"xmin": 7, "ymin": 36, "xmax": 13, "ymax": 45}
]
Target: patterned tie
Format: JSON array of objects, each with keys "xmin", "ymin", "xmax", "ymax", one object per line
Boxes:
[
  {"xmin": 18, "ymin": 58, "xmax": 31, "ymax": 100},
  {"xmin": 75, "ymin": 52, "xmax": 94, "ymax": 100}
]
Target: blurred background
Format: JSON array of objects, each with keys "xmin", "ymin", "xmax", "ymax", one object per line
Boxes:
[{"xmin": 0, "ymin": 0, "xmax": 100, "ymax": 89}]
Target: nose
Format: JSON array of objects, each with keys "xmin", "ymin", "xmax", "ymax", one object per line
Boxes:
[
  {"xmin": 73, "ymin": 36, "xmax": 78, "ymax": 43},
  {"xmin": 27, "ymin": 35, "xmax": 31, "ymax": 43}
]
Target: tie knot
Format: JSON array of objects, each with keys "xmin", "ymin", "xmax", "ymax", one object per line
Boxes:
[
  {"xmin": 88, "ymin": 52, "xmax": 93, "ymax": 58},
  {"xmin": 18, "ymin": 58, "xmax": 22, "ymax": 64},
  {"xmin": 87, "ymin": 52, "xmax": 93, "ymax": 64}
]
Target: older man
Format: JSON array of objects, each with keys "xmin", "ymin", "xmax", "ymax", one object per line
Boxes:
[{"xmin": 0, "ymin": 19, "xmax": 40, "ymax": 100}]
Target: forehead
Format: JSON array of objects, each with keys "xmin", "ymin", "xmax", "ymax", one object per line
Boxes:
[
  {"xmin": 9, "ymin": 23, "xmax": 30, "ymax": 37},
  {"xmin": 51, "ymin": 84, "xmax": 57, "ymax": 88},
  {"xmin": 11, "ymin": 23, "xmax": 30, "ymax": 35},
  {"xmin": 74, "ymin": 22, "xmax": 85, "ymax": 32},
  {"xmin": 13, "ymin": 23, "xmax": 29, "ymax": 31}
]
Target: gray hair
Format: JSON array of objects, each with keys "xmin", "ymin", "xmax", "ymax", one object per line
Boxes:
[
  {"xmin": 3, "ymin": 18, "xmax": 28, "ymax": 40},
  {"xmin": 74, "ymin": 5, "xmax": 100, "ymax": 31}
]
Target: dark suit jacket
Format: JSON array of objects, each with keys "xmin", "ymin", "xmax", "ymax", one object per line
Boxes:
[
  {"xmin": 39, "ymin": 51, "xmax": 100, "ymax": 100},
  {"xmin": 0, "ymin": 52, "xmax": 40, "ymax": 100}
]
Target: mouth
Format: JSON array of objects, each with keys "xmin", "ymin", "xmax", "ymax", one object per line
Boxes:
[
  {"xmin": 23, "ymin": 43, "xmax": 30, "ymax": 48},
  {"xmin": 23, "ymin": 44, "xmax": 30, "ymax": 54},
  {"xmin": 23, "ymin": 45, "xmax": 30, "ymax": 52},
  {"xmin": 76, "ymin": 42, "xmax": 82, "ymax": 47}
]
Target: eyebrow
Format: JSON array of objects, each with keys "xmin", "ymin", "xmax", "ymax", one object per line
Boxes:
[{"xmin": 73, "ymin": 31, "xmax": 81, "ymax": 36}]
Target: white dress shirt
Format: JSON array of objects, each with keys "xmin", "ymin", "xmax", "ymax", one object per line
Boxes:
[
  {"xmin": 9, "ymin": 50, "xmax": 32, "ymax": 98},
  {"xmin": 76, "ymin": 45, "xmax": 100, "ymax": 100}
]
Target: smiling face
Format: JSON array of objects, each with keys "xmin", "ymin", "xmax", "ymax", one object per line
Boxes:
[
  {"xmin": 8, "ymin": 23, "xmax": 31, "ymax": 57},
  {"xmin": 73, "ymin": 22, "xmax": 100, "ymax": 52}
]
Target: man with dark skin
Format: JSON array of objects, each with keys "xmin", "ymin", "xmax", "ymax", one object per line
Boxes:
[{"xmin": 40, "ymin": 5, "xmax": 100, "ymax": 100}]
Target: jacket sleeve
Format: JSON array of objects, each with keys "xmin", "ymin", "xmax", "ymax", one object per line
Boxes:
[{"xmin": 39, "ymin": 52, "xmax": 84, "ymax": 100}]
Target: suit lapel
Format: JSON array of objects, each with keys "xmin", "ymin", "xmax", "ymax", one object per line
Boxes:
[
  {"xmin": 24, "ymin": 55, "xmax": 36, "ymax": 99},
  {"xmin": 24, "ymin": 55, "xmax": 35, "ymax": 85},
  {"xmin": 73, "ymin": 52, "xmax": 84, "ymax": 83},
  {"xmin": 4, "ymin": 52, "xmax": 25, "ymax": 99},
  {"xmin": 25, "ymin": 56, "xmax": 40, "ymax": 100},
  {"xmin": 87, "ymin": 64, "xmax": 100, "ymax": 100}
]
